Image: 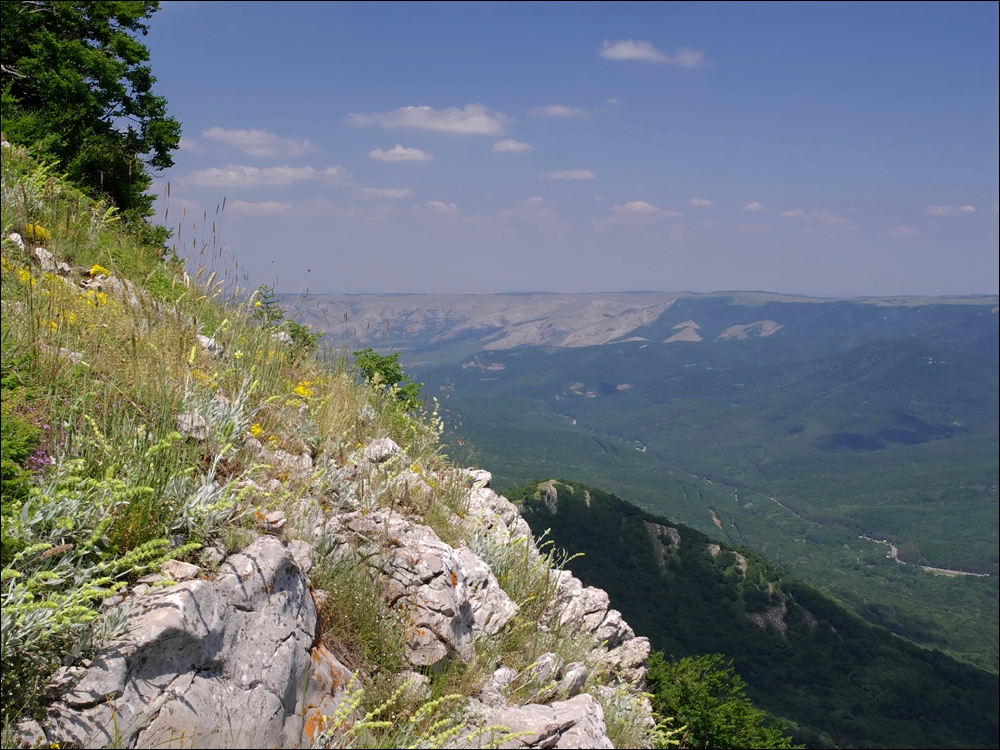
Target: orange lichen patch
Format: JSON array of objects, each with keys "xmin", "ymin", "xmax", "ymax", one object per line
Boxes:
[
  {"xmin": 303, "ymin": 711, "xmax": 328, "ymax": 746},
  {"xmin": 450, "ymin": 570, "xmax": 459, "ymax": 588}
]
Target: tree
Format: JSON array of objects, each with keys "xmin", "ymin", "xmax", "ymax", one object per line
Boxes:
[
  {"xmin": 1, "ymin": 1, "xmax": 181, "ymax": 222},
  {"xmin": 353, "ymin": 349, "xmax": 423, "ymax": 412},
  {"xmin": 647, "ymin": 652, "xmax": 799, "ymax": 749}
]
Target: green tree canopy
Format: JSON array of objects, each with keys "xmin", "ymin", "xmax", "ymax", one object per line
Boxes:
[
  {"xmin": 647, "ymin": 652, "xmax": 798, "ymax": 749},
  {"xmin": 1, "ymin": 1, "xmax": 180, "ymax": 221}
]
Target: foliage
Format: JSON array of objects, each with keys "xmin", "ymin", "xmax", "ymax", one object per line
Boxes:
[
  {"xmin": 1, "ymin": 0, "xmax": 181, "ymax": 222},
  {"xmin": 647, "ymin": 652, "xmax": 797, "ymax": 749},
  {"xmin": 354, "ymin": 348, "xmax": 423, "ymax": 412}
]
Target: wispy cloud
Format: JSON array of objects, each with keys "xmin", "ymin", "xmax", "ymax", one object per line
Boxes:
[
  {"xmin": 227, "ymin": 200, "xmax": 293, "ymax": 215},
  {"xmin": 422, "ymin": 201, "xmax": 458, "ymax": 214},
  {"xmin": 613, "ymin": 201, "xmax": 659, "ymax": 214},
  {"xmin": 690, "ymin": 198, "xmax": 712, "ymax": 207},
  {"xmin": 600, "ymin": 40, "xmax": 706, "ymax": 67},
  {"xmin": 925, "ymin": 204, "xmax": 978, "ymax": 216},
  {"xmin": 183, "ymin": 164, "xmax": 349, "ymax": 187},
  {"xmin": 202, "ymin": 127, "xmax": 317, "ymax": 158},
  {"xmin": 529, "ymin": 105, "xmax": 588, "ymax": 118},
  {"xmin": 744, "ymin": 201, "xmax": 765, "ymax": 212},
  {"xmin": 889, "ymin": 226, "xmax": 920, "ymax": 236},
  {"xmin": 538, "ymin": 170, "xmax": 595, "ymax": 180},
  {"xmin": 178, "ymin": 137, "xmax": 201, "ymax": 153},
  {"xmin": 346, "ymin": 104, "xmax": 511, "ymax": 136},
  {"xmin": 369, "ymin": 145, "xmax": 433, "ymax": 162},
  {"xmin": 779, "ymin": 209, "xmax": 852, "ymax": 226},
  {"xmin": 739, "ymin": 223, "xmax": 772, "ymax": 233},
  {"xmin": 492, "ymin": 139, "xmax": 532, "ymax": 153},
  {"xmin": 361, "ymin": 187, "xmax": 413, "ymax": 198}
]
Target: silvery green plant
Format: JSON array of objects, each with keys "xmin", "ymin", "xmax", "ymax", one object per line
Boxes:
[
  {"xmin": 164, "ymin": 451, "xmax": 243, "ymax": 539},
  {"xmin": 1, "ymin": 461, "xmax": 195, "ymax": 704},
  {"xmin": 182, "ymin": 374, "xmax": 261, "ymax": 449}
]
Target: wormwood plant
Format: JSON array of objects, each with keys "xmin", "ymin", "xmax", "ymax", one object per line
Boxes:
[
  {"xmin": 0, "ymin": 460, "xmax": 197, "ymax": 714},
  {"xmin": 314, "ymin": 673, "xmax": 517, "ymax": 750}
]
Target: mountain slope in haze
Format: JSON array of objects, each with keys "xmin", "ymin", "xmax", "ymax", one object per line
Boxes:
[
  {"xmin": 506, "ymin": 479, "xmax": 1000, "ymax": 750},
  {"xmin": 414, "ymin": 331, "xmax": 999, "ymax": 673}
]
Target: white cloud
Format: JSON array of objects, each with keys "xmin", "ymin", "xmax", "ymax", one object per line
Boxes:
[
  {"xmin": 183, "ymin": 164, "xmax": 349, "ymax": 187},
  {"xmin": 227, "ymin": 200, "xmax": 292, "ymax": 215},
  {"xmin": 744, "ymin": 201, "xmax": 764, "ymax": 211},
  {"xmin": 690, "ymin": 198, "xmax": 712, "ymax": 207},
  {"xmin": 529, "ymin": 105, "xmax": 588, "ymax": 118},
  {"xmin": 600, "ymin": 39, "xmax": 670, "ymax": 63},
  {"xmin": 613, "ymin": 201, "xmax": 659, "ymax": 214},
  {"xmin": 492, "ymin": 139, "xmax": 532, "ymax": 153},
  {"xmin": 606, "ymin": 97, "xmax": 619, "ymax": 105},
  {"xmin": 779, "ymin": 209, "xmax": 806, "ymax": 218},
  {"xmin": 672, "ymin": 47, "xmax": 706, "ymax": 68},
  {"xmin": 369, "ymin": 145, "xmax": 433, "ymax": 162},
  {"xmin": 925, "ymin": 205, "xmax": 954, "ymax": 216},
  {"xmin": 662, "ymin": 210, "xmax": 684, "ymax": 218},
  {"xmin": 423, "ymin": 201, "xmax": 458, "ymax": 214},
  {"xmin": 600, "ymin": 40, "xmax": 706, "ymax": 67},
  {"xmin": 889, "ymin": 226, "xmax": 920, "ymax": 236},
  {"xmin": 926, "ymin": 204, "xmax": 978, "ymax": 216},
  {"xmin": 346, "ymin": 103, "xmax": 511, "ymax": 136},
  {"xmin": 202, "ymin": 127, "xmax": 317, "ymax": 158},
  {"xmin": 178, "ymin": 137, "xmax": 201, "ymax": 152},
  {"xmin": 361, "ymin": 187, "xmax": 413, "ymax": 198},
  {"xmin": 538, "ymin": 170, "xmax": 595, "ymax": 180}
]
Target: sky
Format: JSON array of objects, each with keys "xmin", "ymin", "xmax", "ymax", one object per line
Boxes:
[{"xmin": 146, "ymin": 1, "xmax": 999, "ymax": 297}]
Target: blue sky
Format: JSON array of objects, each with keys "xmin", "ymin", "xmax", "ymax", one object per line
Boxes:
[{"xmin": 147, "ymin": 1, "xmax": 998, "ymax": 296}]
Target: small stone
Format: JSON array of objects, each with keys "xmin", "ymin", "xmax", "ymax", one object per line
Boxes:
[
  {"xmin": 492, "ymin": 665, "xmax": 518, "ymax": 688},
  {"xmin": 559, "ymin": 663, "xmax": 588, "ymax": 698},
  {"xmin": 33, "ymin": 246, "xmax": 55, "ymax": 271},
  {"xmin": 364, "ymin": 437, "xmax": 401, "ymax": 464},
  {"xmin": 7, "ymin": 232, "xmax": 25, "ymax": 251},
  {"xmin": 177, "ymin": 412, "xmax": 207, "ymax": 440},
  {"xmin": 56, "ymin": 261, "xmax": 72, "ymax": 276},
  {"xmin": 196, "ymin": 334, "xmax": 225, "ymax": 357},
  {"xmin": 258, "ymin": 510, "xmax": 287, "ymax": 535},
  {"xmin": 160, "ymin": 559, "xmax": 201, "ymax": 581}
]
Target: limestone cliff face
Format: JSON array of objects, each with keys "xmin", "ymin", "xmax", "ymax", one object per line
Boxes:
[{"xmin": 32, "ymin": 444, "xmax": 652, "ymax": 749}]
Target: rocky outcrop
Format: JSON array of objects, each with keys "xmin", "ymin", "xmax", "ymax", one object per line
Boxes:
[
  {"xmin": 36, "ymin": 442, "xmax": 652, "ymax": 749},
  {"xmin": 41, "ymin": 536, "xmax": 351, "ymax": 749},
  {"xmin": 323, "ymin": 508, "xmax": 519, "ymax": 668}
]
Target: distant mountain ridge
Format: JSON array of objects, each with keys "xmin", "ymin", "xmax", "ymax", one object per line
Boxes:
[{"xmin": 282, "ymin": 291, "xmax": 999, "ymax": 365}]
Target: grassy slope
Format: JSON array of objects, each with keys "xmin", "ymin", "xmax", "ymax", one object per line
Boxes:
[
  {"xmin": 0, "ymin": 146, "xmax": 662, "ymax": 749},
  {"xmin": 507, "ymin": 479, "xmax": 1000, "ymax": 750}
]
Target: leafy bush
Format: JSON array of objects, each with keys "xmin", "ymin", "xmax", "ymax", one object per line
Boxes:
[
  {"xmin": 353, "ymin": 348, "xmax": 423, "ymax": 412},
  {"xmin": 646, "ymin": 652, "xmax": 798, "ymax": 749}
]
